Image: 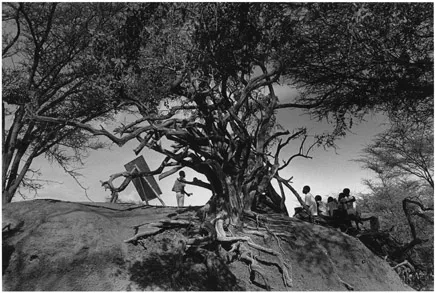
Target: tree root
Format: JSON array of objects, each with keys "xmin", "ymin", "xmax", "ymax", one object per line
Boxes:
[
  {"xmin": 214, "ymin": 217, "xmax": 293, "ymax": 288},
  {"xmin": 243, "ymin": 225, "xmax": 289, "ymax": 237},
  {"xmin": 231, "ymin": 242, "xmax": 271, "ymax": 290},
  {"xmin": 125, "ymin": 226, "xmax": 163, "ymax": 243},
  {"xmin": 124, "ymin": 219, "xmax": 192, "ymax": 243},
  {"xmin": 393, "ymin": 260, "xmax": 416, "ymax": 284},
  {"xmin": 263, "ymin": 223, "xmax": 287, "ymax": 255},
  {"xmin": 214, "ymin": 218, "xmax": 250, "ymax": 242},
  {"xmin": 124, "ymin": 212, "xmax": 293, "ymax": 289},
  {"xmin": 393, "ymin": 260, "xmax": 415, "ymax": 272},
  {"xmin": 246, "ymin": 237, "xmax": 292, "ymax": 287},
  {"xmin": 243, "ymin": 211, "xmax": 299, "ymax": 233},
  {"xmin": 242, "ymin": 223, "xmax": 293, "ymax": 285}
]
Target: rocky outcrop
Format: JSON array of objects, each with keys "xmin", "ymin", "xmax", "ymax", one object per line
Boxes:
[{"xmin": 2, "ymin": 200, "xmax": 411, "ymax": 291}]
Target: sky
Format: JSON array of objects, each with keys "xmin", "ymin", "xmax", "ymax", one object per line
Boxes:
[
  {"xmin": 15, "ymin": 83, "xmax": 389, "ymax": 215},
  {"xmin": 0, "ymin": 1, "xmax": 404, "ymax": 216}
]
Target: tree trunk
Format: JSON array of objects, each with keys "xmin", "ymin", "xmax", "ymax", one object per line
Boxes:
[
  {"xmin": 204, "ymin": 167, "xmax": 289, "ymax": 226},
  {"xmin": 5, "ymin": 145, "xmax": 28, "ymax": 192},
  {"xmin": 3, "ymin": 145, "xmax": 37, "ymax": 204},
  {"xmin": 2, "ymin": 106, "xmax": 25, "ymax": 192},
  {"xmin": 3, "ymin": 190, "xmax": 12, "ymax": 204}
]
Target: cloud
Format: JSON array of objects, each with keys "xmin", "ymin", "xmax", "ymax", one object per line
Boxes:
[{"xmin": 118, "ymin": 190, "xmax": 143, "ymax": 204}]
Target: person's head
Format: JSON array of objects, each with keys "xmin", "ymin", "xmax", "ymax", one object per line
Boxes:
[
  {"xmin": 302, "ymin": 185, "xmax": 310, "ymax": 194},
  {"xmin": 327, "ymin": 196, "xmax": 334, "ymax": 203},
  {"xmin": 315, "ymin": 195, "xmax": 322, "ymax": 202},
  {"xmin": 338, "ymin": 192, "xmax": 345, "ymax": 200},
  {"xmin": 343, "ymin": 188, "xmax": 350, "ymax": 196},
  {"xmin": 179, "ymin": 171, "xmax": 185, "ymax": 178}
]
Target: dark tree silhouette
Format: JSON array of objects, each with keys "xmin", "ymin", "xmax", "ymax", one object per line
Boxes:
[
  {"xmin": 27, "ymin": 3, "xmax": 433, "ymax": 288},
  {"xmin": 2, "ymin": 3, "xmax": 157, "ymax": 203}
]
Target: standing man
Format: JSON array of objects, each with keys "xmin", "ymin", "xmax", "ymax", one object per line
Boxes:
[
  {"xmin": 342, "ymin": 188, "xmax": 360, "ymax": 229},
  {"xmin": 342, "ymin": 188, "xmax": 356, "ymax": 215},
  {"xmin": 302, "ymin": 185, "xmax": 317, "ymax": 222},
  {"xmin": 172, "ymin": 171, "xmax": 192, "ymax": 207}
]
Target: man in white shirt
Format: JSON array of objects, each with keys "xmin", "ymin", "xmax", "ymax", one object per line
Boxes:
[
  {"xmin": 343, "ymin": 188, "xmax": 356, "ymax": 215},
  {"xmin": 342, "ymin": 188, "xmax": 360, "ymax": 229},
  {"xmin": 302, "ymin": 185, "xmax": 317, "ymax": 221}
]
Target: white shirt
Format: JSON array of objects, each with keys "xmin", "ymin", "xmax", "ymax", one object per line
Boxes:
[
  {"xmin": 304, "ymin": 192, "xmax": 318, "ymax": 216},
  {"xmin": 345, "ymin": 196, "xmax": 357, "ymax": 215},
  {"xmin": 327, "ymin": 201, "xmax": 338, "ymax": 216},
  {"xmin": 317, "ymin": 201, "xmax": 328, "ymax": 215}
]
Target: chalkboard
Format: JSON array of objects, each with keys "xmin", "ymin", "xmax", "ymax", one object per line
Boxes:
[{"xmin": 124, "ymin": 156, "xmax": 162, "ymax": 201}]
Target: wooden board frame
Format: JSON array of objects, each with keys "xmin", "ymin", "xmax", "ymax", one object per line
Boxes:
[{"xmin": 124, "ymin": 156, "xmax": 162, "ymax": 202}]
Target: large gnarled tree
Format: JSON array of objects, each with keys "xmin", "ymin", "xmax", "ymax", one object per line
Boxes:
[{"xmin": 24, "ymin": 3, "xmax": 433, "ymax": 288}]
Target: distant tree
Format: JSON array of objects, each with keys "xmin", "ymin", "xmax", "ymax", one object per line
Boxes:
[
  {"xmin": 29, "ymin": 3, "xmax": 433, "ymax": 288},
  {"xmin": 358, "ymin": 116, "xmax": 434, "ymax": 188},
  {"xmin": 357, "ymin": 114, "xmax": 433, "ymax": 237},
  {"xmin": 2, "ymin": 3, "xmax": 161, "ymax": 203},
  {"xmin": 358, "ymin": 182, "xmax": 433, "ymax": 289},
  {"xmin": 358, "ymin": 180, "xmax": 433, "ymax": 242},
  {"xmin": 357, "ymin": 116, "xmax": 433, "ymax": 290}
]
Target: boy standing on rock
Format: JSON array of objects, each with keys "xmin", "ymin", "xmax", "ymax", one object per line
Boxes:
[
  {"xmin": 172, "ymin": 171, "xmax": 192, "ymax": 207},
  {"xmin": 302, "ymin": 185, "xmax": 317, "ymax": 222}
]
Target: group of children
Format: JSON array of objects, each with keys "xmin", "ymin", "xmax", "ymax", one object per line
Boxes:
[
  {"xmin": 301, "ymin": 185, "xmax": 360, "ymax": 230},
  {"xmin": 172, "ymin": 173, "xmax": 360, "ymax": 231}
]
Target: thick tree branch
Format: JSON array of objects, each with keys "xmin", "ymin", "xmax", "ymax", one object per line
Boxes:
[
  {"xmin": 279, "ymin": 134, "xmax": 314, "ymax": 171},
  {"xmin": 114, "ymin": 104, "xmax": 198, "ymax": 135},
  {"xmin": 274, "ymin": 87, "xmax": 339, "ymax": 110},
  {"xmin": 275, "ymin": 175, "xmax": 307, "ymax": 212},
  {"xmin": 180, "ymin": 177, "xmax": 212, "ymax": 191},
  {"xmin": 264, "ymin": 131, "xmax": 289, "ymax": 150},
  {"xmin": 2, "ymin": 3, "xmax": 22, "ymax": 57},
  {"xmin": 30, "ymin": 113, "xmax": 150, "ymax": 146}
]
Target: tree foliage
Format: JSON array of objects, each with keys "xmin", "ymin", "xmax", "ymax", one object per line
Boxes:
[
  {"xmin": 27, "ymin": 3, "xmax": 433, "ymax": 216},
  {"xmin": 357, "ymin": 116, "xmax": 433, "ymax": 290},
  {"xmin": 281, "ymin": 3, "xmax": 433, "ymax": 125},
  {"xmin": 2, "ymin": 3, "xmax": 158, "ymax": 203},
  {"xmin": 11, "ymin": 3, "xmax": 433, "ymax": 289},
  {"xmin": 358, "ymin": 180, "xmax": 433, "ymax": 289},
  {"xmin": 358, "ymin": 116, "xmax": 434, "ymax": 188}
]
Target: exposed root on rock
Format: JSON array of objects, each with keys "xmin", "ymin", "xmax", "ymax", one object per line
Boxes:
[
  {"xmin": 230, "ymin": 242, "xmax": 271, "ymax": 290},
  {"xmin": 214, "ymin": 218, "xmax": 250, "ymax": 242},
  {"xmin": 124, "ymin": 219, "xmax": 192, "ymax": 243},
  {"xmin": 243, "ymin": 225, "xmax": 289, "ymax": 237},
  {"xmin": 246, "ymin": 237, "xmax": 293, "ymax": 287},
  {"xmin": 212, "ymin": 211, "xmax": 293, "ymax": 288},
  {"xmin": 393, "ymin": 260, "xmax": 415, "ymax": 272},
  {"xmin": 393, "ymin": 260, "xmax": 416, "ymax": 283},
  {"xmin": 123, "ymin": 211, "xmax": 294, "ymax": 289}
]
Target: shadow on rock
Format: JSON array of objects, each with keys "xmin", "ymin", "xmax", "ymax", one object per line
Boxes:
[{"xmin": 129, "ymin": 248, "xmax": 244, "ymax": 291}]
